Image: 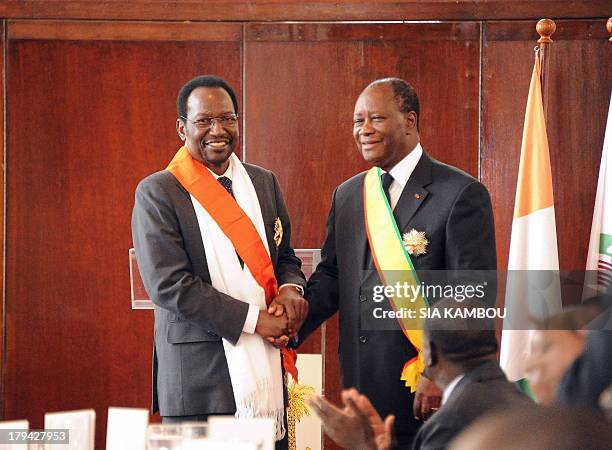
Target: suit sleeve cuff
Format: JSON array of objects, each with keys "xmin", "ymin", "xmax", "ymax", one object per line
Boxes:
[
  {"xmin": 242, "ymin": 304, "xmax": 260, "ymax": 334},
  {"xmin": 279, "ymin": 283, "xmax": 304, "ymax": 295}
]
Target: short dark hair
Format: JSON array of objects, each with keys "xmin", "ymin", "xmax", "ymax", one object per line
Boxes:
[
  {"xmin": 536, "ymin": 296, "xmax": 611, "ymax": 331},
  {"xmin": 424, "ymin": 298, "xmax": 498, "ymax": 367},
  {"xmin": 368, "ymin": 77, "xmax": 420, "ymax": 129},
  {"xmin": 177, "ymin": 75, "xmax": 238, "ymax": 119}
]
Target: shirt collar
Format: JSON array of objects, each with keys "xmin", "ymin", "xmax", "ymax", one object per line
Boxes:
[
  {"xmin": 442, "ymin": 373, "xmax": 465, "ymax": 405},
  {"xmin": 206, "ymin": 157, "xmax": 233, "ymax": 179},
  {"xmin": 382, "ymin": 142, "xmax": 423, "ymax": 189}
]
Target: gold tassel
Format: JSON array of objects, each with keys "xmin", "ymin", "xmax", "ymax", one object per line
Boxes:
[
  {"xmin": 287, "ymin": 378, "xmax": 316, "ymax": 450},
  {"xmin": 400, "ymin": 352, "xmax": 425, "ymax": 392}
]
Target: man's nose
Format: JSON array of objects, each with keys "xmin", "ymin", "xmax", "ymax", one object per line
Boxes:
[
  {"xmin": 209, "ymin": 119, "xmax": 225, "ymax": 135},
  {"xmin": 360, "ymin": 118, "xmax": 374, "ymax": 134}
]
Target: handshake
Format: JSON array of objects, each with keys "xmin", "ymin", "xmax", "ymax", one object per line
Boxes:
[{"xmin": 254, "ymin": 285, "xmax": 309, "ymax": 348}]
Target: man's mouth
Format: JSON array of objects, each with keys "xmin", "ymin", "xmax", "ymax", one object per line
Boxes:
[
  {"xmin": 204, "ymin": 139, "xmax": 230, "ymax": 149},
  {"xmin": 361, "ymin": 140, "xmax": 382, "ymax": 149}
]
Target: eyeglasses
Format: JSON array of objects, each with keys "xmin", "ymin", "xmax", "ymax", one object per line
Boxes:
[{"xmin": 180, "ymin": 114, "xmax": 238, "ymax": 129}]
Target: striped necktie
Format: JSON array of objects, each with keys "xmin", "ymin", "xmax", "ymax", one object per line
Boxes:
[{"xmin": 216, "ymin": 176, "xmax": 244, "ymax": 268}]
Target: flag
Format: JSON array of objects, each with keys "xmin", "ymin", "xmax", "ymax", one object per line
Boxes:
[
  {"xmin": 583, "ymin": 92, "xmax": 612, "ymax": 297},
  {"xmin": 500, "ymin": 52, "xmax": 562, "ymax": 382}
]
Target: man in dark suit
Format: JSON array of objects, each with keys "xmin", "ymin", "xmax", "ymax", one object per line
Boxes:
[
  {"xmin": 131, "ymin": 75, "xmax": 306, "ymax": 447},
  {"xmin": 411, "ymin": 300, "xmax": 532, "ymax": 450},
  {"xmin": 308, "ymin": 300, "xmax": 531, "ymax": 450},
  {"xmin": 299, "ymin": 78, "xmax": 496, "ymax": 447},
  {"xmin": 557, "ymin": 292, "xmax": 612, "ymax": 410}
]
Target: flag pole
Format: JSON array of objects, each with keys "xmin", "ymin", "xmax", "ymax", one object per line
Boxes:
[
  {"xmin": 582, "ymin": 18, "xmax": 612, "ymax": 299},
  {"xmin": 500, "ymin": 18, "xmax": 562, "ymax": 386},
  {"xmin": 536, "ymin": 18, "xmax": 556, "ymax": 120}
]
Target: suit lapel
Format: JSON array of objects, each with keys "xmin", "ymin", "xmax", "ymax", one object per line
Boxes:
[
  {"xmin": 355, "ymin": 174, "xmax": 370, "ymax": 270},
  {"xmin": 244, "ymin": 166, "xmax": 277, "ymax": 262},
  {"xmin": 245, "ymin": 165, "xmax": 263, "ymax": 202},
  {"xmin": 394, "ymin": 152, "xmax": 433, "ymax": 233}
]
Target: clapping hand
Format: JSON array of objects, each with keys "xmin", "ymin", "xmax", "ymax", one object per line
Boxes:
[{"xmin": 309, "ymin": 389, "xmax": 394, "ymax": 450}]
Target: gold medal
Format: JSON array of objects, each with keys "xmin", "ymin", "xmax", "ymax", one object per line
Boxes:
[
  {"xmin": 274, "ymin": 217, "xmax": 283, "ymax": 247},
  {"xmin": 402, "ymin": 229, "xmax": 429, "ymax": 256}
]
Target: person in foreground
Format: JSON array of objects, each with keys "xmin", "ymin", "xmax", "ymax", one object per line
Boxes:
[
  {"xmin": 309, "ymin": 299, "xmax": 532, "ymax": 450},
  {"xmin": 556, "ymin": 292, "xmax": 612, "ymax": 410},
  {"xmin": 524, "ymin": 304, "xmax": 604, "ymax": 406},
  {"xmin": 449, "ymin": 406, "xmax": 612, "ymax": 450},
  {"xmin": 297, "ymin": 77, "xmax": 497, "ymax": 447},
  {"xmin": 131, "ymin": 75, "xmax": 307, "ymax": 448}
]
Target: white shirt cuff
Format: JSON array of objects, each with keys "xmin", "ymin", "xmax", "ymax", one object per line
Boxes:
[
  {"xmin": 279, "ymin": 283, "xmax": 304, "ymax": 295},
  {"xmin": 242, "ymin": 304, "xmax": 260, "ymax": 334}
]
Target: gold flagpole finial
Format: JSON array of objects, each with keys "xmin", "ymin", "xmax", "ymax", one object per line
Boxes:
[{"xmin": 536, "ymin": 18, "xmax": 556, "ymax": 44}]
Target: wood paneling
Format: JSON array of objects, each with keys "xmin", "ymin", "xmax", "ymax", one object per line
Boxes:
[
  {"xmin": 245, "ymin": 22, "xmax": 480, "ymax": 246},
  {"xmin": 2, "ymin": 12, "xmax": 610, "ymax": 449},
  {"xmin": 8, "ymin": 20, "xmax": 243, "ymax": 41},
  {"xmin": 481, "ymin": 23, "xmax": 534, "ymax": 273},
  {"xmin": 244, "ymin": 21, "xmax": 480, "ymax": 448},
  {"xmin": 0, "ymin": 1, "xmax": 610, "ymax": 21},
  {"xmin": 546, "ymin": 24, "xmax": 611, "ymax": 274},
  {"xmin": 0, "ymin": 20, "xmax": 4, "ymax": 420},
  {"xmin": 5, "ymin": 22, "xmax": 242, "ymax": 448},
  {"xmin": 482, "ymin": 19, "xmax": 612, "ymax": 277}
]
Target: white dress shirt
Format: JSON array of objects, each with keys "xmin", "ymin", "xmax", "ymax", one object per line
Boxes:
[
  {"xmin": 381, "ymin": 143, "xmax": 423, "ymax": 210},
  {"xmin": 442, "ymin": 374, "xmax": 465, "ymax": 405}
]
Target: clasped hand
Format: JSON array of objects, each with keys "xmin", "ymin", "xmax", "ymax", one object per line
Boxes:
[{"xmin": 254, "ymin": 285, "xmax": 308, "ymax": 347}]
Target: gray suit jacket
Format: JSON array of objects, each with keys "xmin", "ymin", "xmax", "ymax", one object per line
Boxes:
[
  {"xmin": 300, "ymin": 152, "xmax": 497, "ymax": 446},
  {"xmin": 412, "ymin": 361, "xmax": 533, "ymax": 450},
  {"xmin": 132, "ymin": 163, "xmax": 305, "ymax": 416}
]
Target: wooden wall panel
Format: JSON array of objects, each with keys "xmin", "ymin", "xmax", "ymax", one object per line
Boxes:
[
  {"xmin": 246, "ymin": 22, "xmax": 481, "ymax": 247},
  {"xmin": 5, "ymin": 22, "xmax": 242, "ymax": 448},
  {"xmin": 8, "ymin": 20, "xmax": 243, "ymax": 41},
  {"xmin": 245, "ymin": 22, "xmax": 480, "ymax": 448},
  {"xmin": 482, "ymin": 20, "xmax": 612, "ymax": 280},
  {"xmin": 0, "ymin": 0, "xmax": 609, "ymax": 21},
  {"xmin": 0, "ymin": 20, "xmax": 4, "ymax": 420},
  {"xmin": 1, "ymin": 12, "xmax": 609, "ymax": 450}
]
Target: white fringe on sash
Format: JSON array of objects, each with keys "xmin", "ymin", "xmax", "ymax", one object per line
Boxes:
[
  {"xmin": 190, "ymin": 153, "xmax": 285, "ymax": 441},
  {"xmin": 234, "ymin": 378, "xmax": 286, "ymax": 439}
]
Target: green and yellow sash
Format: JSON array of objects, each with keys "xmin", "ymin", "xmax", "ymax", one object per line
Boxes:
[{"xmin": 363, "ymin": 167, "xmax": 429, "ymax": 392}]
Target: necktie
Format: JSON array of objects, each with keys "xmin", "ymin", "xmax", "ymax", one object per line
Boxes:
[
  {"xmin": 216, "ymin": 176, "xmax": 244, "ymax": 268},
  {"xmin": 382, "ymin": 172, "xmax": 394, "ymax": 208},
  {"xmin": 217, "ymin": 176, "xmax": 234, "ymax": 197}
]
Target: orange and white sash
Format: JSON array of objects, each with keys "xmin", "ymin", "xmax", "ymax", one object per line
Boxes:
[{"xmin": 167, "ymin": 147, "xmax": 290, "ymax": 439}]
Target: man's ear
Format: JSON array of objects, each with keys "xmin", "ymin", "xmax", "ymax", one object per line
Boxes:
[
  {"xmin": 404, "ymin": 111, "xmax": 418, "ymax": 133},
  {"xmin": 176, "ymin": 118, "xmax": 186, "ymax": 141}
]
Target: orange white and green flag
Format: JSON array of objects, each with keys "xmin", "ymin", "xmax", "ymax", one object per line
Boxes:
[{"xmin": 500, "ymin": 52, "xmax": 562, "ymax": 382}]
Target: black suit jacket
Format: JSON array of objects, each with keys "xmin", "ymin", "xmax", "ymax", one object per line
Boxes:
[
  {"xmin": 557, "ymin": 328, "xmax": 612, "ymax": 409},
  {"xmin": 132, "ymin": 163, "xmax": 305, "ymax": 416},
  {"xmin": 412, "ymin": 361, "xmax": 533, "ymax": 450},
  {"xmin": 300, "ymin": 151, "xmax": 496, "ymax": 446}
]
